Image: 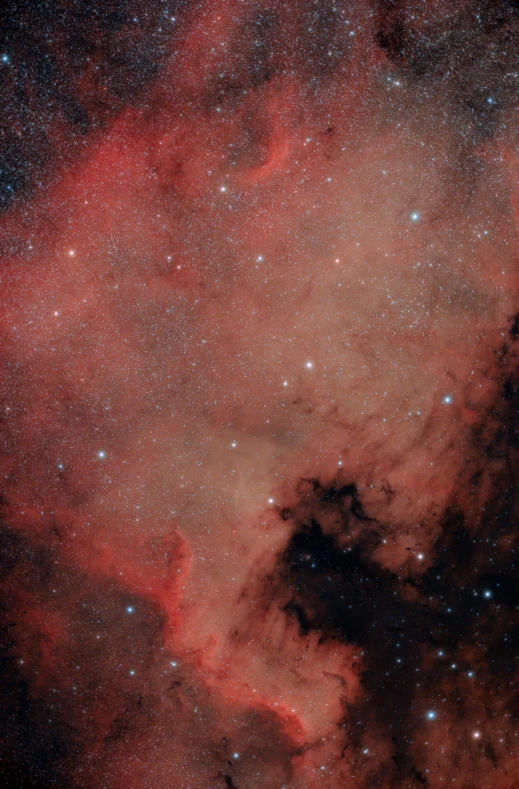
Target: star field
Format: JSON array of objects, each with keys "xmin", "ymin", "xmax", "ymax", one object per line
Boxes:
[{"xmin": 1, "ymin": 1, "xmax": 519, "ymax": 788}]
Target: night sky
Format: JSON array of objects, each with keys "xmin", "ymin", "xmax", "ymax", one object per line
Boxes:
[{"xmin": 1, "ymin": 1, "xmax": 519, "ymax": 787}]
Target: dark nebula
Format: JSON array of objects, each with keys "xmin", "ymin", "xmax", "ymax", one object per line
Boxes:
[{"xmin": 2, "ymin": 0, "xmax": 519, "ymax": 787}]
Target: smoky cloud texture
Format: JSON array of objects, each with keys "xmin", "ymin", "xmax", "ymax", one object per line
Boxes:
[{"xmin": 1, "ymin": 1, "xmax": 519, "ymax": 788}]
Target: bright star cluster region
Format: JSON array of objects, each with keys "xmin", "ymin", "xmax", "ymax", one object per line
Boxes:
[{"xmin": 1, "ymin": 1, "xmax": 519, "ymax": 788}]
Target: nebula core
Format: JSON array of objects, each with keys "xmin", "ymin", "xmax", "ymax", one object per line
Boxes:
[{"xmin": 2, "ymin": 1, "xmax": 519, "ymax": 787}]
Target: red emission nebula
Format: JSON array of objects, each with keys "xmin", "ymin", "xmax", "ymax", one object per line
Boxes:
[{"xmin": 3, "ymin": 1, "xmax": 519, "ymax": 787}]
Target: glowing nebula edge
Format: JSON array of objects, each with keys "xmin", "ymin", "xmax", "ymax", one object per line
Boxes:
[{"xmin": 1, "ymin": 2, "xmax": 519, "ymax": 788}]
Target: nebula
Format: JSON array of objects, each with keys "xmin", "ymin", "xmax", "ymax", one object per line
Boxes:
[{"xmin": 1, "ymin": 1, "xmax": 519, "ymax": 787}]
